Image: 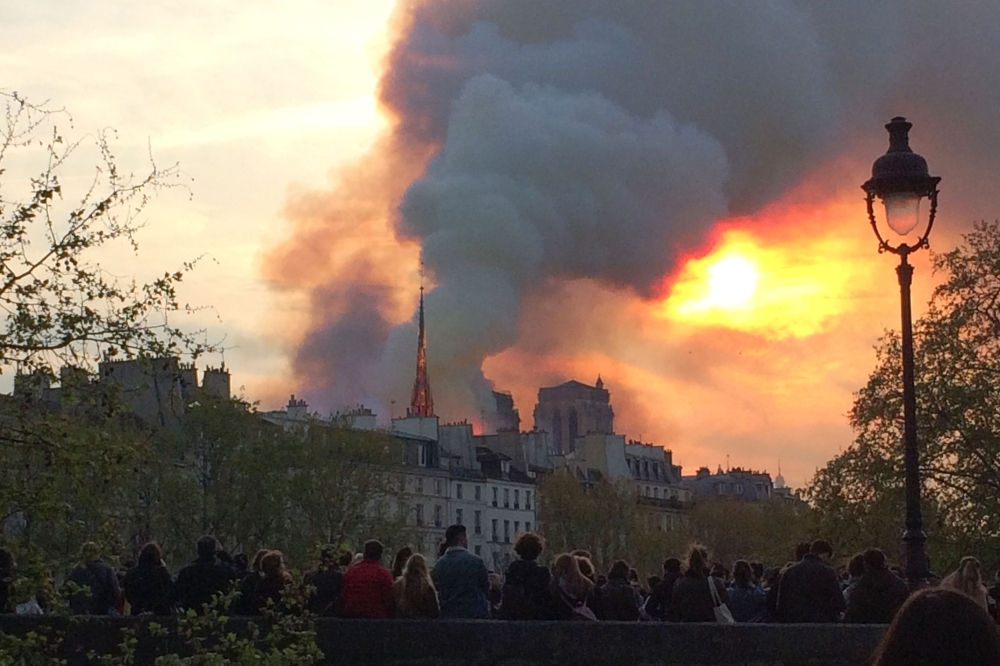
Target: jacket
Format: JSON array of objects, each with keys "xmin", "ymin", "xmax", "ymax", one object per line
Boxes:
[
  {"xmin": 643, "ymin": 571, "xmax": 682, "ymax": 621},
  {"xmin": 775, "ymin": 555, "xmax": 845, "ymax": 623},
  {"xmin": 303, "ymin": 567, "xmax": 344, "ymax": 616},
  {"xmin": 844, "ymin": 568, "xmax": 909, "ymax": 624},
  {"xmin": 596, "ymin": 579, "xmax": 640, "ymax": 621},
  {"xmin": 727, "ymin": 583, "xmax": 766, "ymax": 622},
  {"xmin": 173, "ymin": 557, "xmax": 236, "ymax": 614},
  {"xmin": 672, "ymin": 571, "xmax": 730, "ymax": 623},
  {"xmin": 341, "ymin": 560, "xmax": 394, "ymax": 618},
  {"xmin": 431, "ymin": 548, "xmax": 490, "ymax": 619},
  {"xmin": 499, "ymin": 558, "xmax": 551, "ymax": 620},
  {"xmin": 66, "ymin": 560, "xmax": 121, "ymax": 615},
  {"xmin": 123, "ymin": 562, "xmax": 173, "ymax": 615}
]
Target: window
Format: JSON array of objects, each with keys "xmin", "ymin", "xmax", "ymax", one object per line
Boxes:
[
  {"xmin": 457, "ymin": 483, "xmax": 464, "ymax": 500},
  {"xmin": 646, "ymin": 486, "xmax": 651, "ymax": 496},
  {"xmin": 514, "ymin": 521, "xmax": 520, "ymax": 534},
  {"xmin": 514, "ymin": 489, "xmax": 520, "ymax": 509},
  {"xmin": 735, "ymin": 483, "xmax": 744, "ymax": 495},
  {"xmin": 435, "ymin": 479, "xmax": 443, "ymax": 496},
  {"xmin": 492, "ymin": 519, "xmax": 498, "ymax": 542},
  {"xmin": 475, "ymin": 486, "xmax": 482, "ymax": 501},
  {"xmin": 503, "ymin": 520, "xmax": 510, "ymax": 543},
  {"xmin": 525, "ymin": 491, "xmax": 531, "ymax": 510},
  {"xmin": 434, "ymin": 505, "xmax": 442, "ymax": 527},
  {"xmin": 398, "ymin": 476, "xmax": 406, "ymax": 493},
  {"xmin": 654, "ymin": 487, "xmax": 660, "ymax": 498},
  {"xmin": 525, "ymin": 521, "xmax": 532, "ymax": 532},
  {"xmin": 492, "ymin": 487, "xmax": 498, "ymax": 507},
  {"xmin": 474, "ymin": 510, "xmax": 482, "ymax": 535},
  {"xmin": 474, "ymin": 545, "xmax": 482, "ymax": 556},
  {"xmin": 456, "ymin": 508, "xmax": 463, "ymax": 525},
  {"xmin": 418, "ymin": 444, "xmax": 427, "ymax": 467},
  {"xmin": 504, "ymin": 488, "xmax": 510, "ymax": 508},
  {"xmin": 417, "ymin": 477, "xmax": 424, "ymax": 494},
  {"xmin": 415, "ymin": 504, "xmax": 424, "ymax": 526}
]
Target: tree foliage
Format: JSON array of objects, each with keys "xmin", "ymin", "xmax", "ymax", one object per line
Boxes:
[
  {"xmin": 0, "ymin": 91, "xmax": 209, "ymax": 372},
  {"xmin": 807, "ymin": 221, "xmax": 1000, "ymax": 570}
]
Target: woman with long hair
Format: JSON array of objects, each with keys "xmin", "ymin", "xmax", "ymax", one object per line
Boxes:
[
  {"xmin": 727, "ymin": 560, "xmax": 765, "ymax": 622},
  {"xmin": 123, "ymin": 542, "xmax": 172, "ymax": 615},
  {"xmin": 671, "ymin": 544, "xmax": 730, "ymax": 622},
  {"xmin": 871, "ymin": 588, "xmax": 1000, "ymax": 666},
  {"xmin": 548, "ymin": 553, "xmax": 596, "ymax": 620},
  {"xmin": 393, "ymin": 553, "xmax": 439, "ymax": 618},
  {"xmin": 942, "ymin": 556, "xmax": 990, "ymax": 612},
  {"xmin": 391, "ymin": 546, "xmax": 414, "ymax": 580}
]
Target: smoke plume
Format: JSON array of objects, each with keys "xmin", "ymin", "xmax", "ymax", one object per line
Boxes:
[{"xmin": 268, "ymin": 0, "xmax": 1000, "ymax": 426}]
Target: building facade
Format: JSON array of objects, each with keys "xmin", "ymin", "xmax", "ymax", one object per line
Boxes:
[{"xmin": 532, "ymin": 378, "xmax": 614, "ymax": 454}]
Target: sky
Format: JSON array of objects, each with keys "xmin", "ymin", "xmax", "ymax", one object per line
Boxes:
[{"xmin": 5, "ymin": 1, "xmax": 998, "ymax": 489}]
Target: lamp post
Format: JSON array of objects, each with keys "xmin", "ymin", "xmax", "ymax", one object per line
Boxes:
[{"xmin": 862, "ymin": 117, "xmax": 940, "ymax": 588}]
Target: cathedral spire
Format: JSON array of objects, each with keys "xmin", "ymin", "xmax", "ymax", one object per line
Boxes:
[{"xmin": 408, "ymin": 285, "xmax": 434, "ymax": 417}]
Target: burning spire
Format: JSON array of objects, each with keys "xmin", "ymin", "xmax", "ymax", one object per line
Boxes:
[{"xmin": 408, "ymin": 284, "xmax": 434, "ymax": 417}]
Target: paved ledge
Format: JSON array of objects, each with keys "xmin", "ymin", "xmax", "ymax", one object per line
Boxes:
[{"xmin": 0, "ymin": 616, "xmax": 887, "ymax": 666}]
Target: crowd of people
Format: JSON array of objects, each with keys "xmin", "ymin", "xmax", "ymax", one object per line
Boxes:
[{"xmin": 1, "ymin": 527, "xmax": 1000, "ymax": 631}]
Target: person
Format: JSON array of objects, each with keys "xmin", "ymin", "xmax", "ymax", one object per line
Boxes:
[
  {"xmin": 303, "ymin": 545, "xmax": 344, "ymax": 616},
  {"xmin": 728, "ymin": 560, "xmax": 766, "ymax": 622},
  {"xmin": 774, "ymin": 539, "xmax": 845, "ymax": 623},
  {"xmin": 843, "ymin": 548, "xmax": 910, "ymax": 624},
  {"xmin": 341, "ymin": 539, "xmax": 394, "ymax": 618},
  {"xmin": 232, "ymin": 553, "xmax": 250, "ymax": 580},
  {"xmin": 431, "ymin": 525, "xmax": 490, "ymax": 619},
  {"xmin": 672, "ymin": 544, "xmax": 730, "ymax": 623},
  {"xmin": 499, "ymin": 531, "xmax": 551, "ymax": 621},
  {"xmin": 391, "ymin": 546, "xmax": 414, "ymax": 580},
  {"xmin": 596, "ymin": 560, "xmax": 640, "ymax": 621},
  {"xmin": 123, "ymin": 542, "xmax": 173, "ymax": 615},
  {"xmin": 173, "ymin": 536, "xmax": 236, "ymax": 615},
  {"xmin": 870, "ymin": 588, "xmax": 1000, "ymax": 666},
  {"xmin": 942, "ymin": 556, "xmax": 990, "ymax": 612},
  {"xmin": 245, "ymin": 551, "xmax": 292, "ymax": 615},
  {"xmin": 842, "ymin": 553, "xmax": 865, "ymax": 606},
  {"xmin": 337, "ymin": 551, "xmax": 353, "ymax": 574},
  {"xmin": 65, "ymin": 542, "xmax": 121, "ymax": 615},
  {"xmin": 0, "ymin": 548, "xmax": 14, "ymax": 613},
  {"xmin": 643, "ymin": 557, "xmax": 682, "ymax": 621},
  {"xmin": 547, "ymin": 553, "xmax": 596, "ymax": 620},
  {"xmin": 576, "ymin": 556, "xmax": 597, "ymax": 583},
  {"xmin": 232, "ymin": 549, "xmax": 267, "ymax": 616},
  {"xmin": 393, "ymin": 553, "xmax": 439, "ymax": 618}
]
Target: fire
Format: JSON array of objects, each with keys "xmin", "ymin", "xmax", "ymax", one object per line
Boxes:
[
  {"xmin": 658, "ymin": 197, "xmax": 881, "ymax": 340},
  {"xmin": 676, "ymin": 253, "xmax": 759, "ymax": 313}
]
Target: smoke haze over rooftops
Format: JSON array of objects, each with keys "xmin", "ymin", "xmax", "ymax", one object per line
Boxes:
[{"xmin": 265, "ymin": 0, "xmax": 1000, "ymax": 479}]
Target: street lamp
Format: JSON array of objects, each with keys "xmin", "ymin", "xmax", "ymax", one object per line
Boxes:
[{"xmin": 862, "ymin": 116, "xmax": 940, "ymax": 588}]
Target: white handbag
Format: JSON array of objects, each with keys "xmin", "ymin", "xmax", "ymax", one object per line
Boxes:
[{"xmin": 709, "ymin": 578, "xmax": 736, "ymax": 624}]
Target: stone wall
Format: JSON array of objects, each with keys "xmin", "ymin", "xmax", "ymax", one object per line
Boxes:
[{"xmin": 0, "ymin": 616, "xmax": 887, "ymax": 666}]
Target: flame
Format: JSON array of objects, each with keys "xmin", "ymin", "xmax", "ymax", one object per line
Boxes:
[{"xmin": 658, "ymin": 196, "xmax": 879, "ymax": 340}]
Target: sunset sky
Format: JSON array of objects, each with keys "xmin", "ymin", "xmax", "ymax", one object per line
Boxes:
[{"xmin": 5, "ymin": 1, "xmax": 999, "ymax": 489}]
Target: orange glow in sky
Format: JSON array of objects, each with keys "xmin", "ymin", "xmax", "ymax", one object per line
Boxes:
[{"xmin": 659, "ymin": 196, "xmax": 880, "ymax": 341}]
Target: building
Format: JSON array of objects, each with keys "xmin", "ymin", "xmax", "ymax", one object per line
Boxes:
[
  {"xmin": 683, "ymin": 466, "xmax": 775, "ymax": 502},
  {"xmin": 533, "ymin": 377, "xmax": 614, "ymax": 454}
]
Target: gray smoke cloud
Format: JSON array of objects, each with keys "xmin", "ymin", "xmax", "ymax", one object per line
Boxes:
[{"xmin": 289, "ymin": 0, "xmax": 1000, "ymax": 423}]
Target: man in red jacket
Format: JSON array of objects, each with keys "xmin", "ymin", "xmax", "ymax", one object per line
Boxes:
[{"xmin": 341, "ymin": 540, "xmax": 394, "ymax": 618}]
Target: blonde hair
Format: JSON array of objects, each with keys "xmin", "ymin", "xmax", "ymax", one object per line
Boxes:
[
  {"xmin": 945, "ymin": 556, "xmax": 984, "ymax": 601},
  {"xmin": 397, "ymin": 553, "xmax": 436, "ymax": 615},
  {"xmin": 78, "ymin": 541, "xmax": 101, "ymax": 566},
  {"xmin": 552, "ymin": 553, "xmax": 594, "ymax": 599}
]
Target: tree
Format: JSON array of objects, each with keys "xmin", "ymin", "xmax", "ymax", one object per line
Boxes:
[
  {"xmin": 806, "ymin": 221, "xmax": 1000, "ymax": 570},
  {"xmin": 0, "ymin": 91, "xmax": 208, "ymax": 372},
  {"xmin": 686, "ymin": 497, "xmax": 814, "ymax": 565},
  {"xmin": 536, "ymin": 470, "xmax": 686, "ymax": 576}
]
